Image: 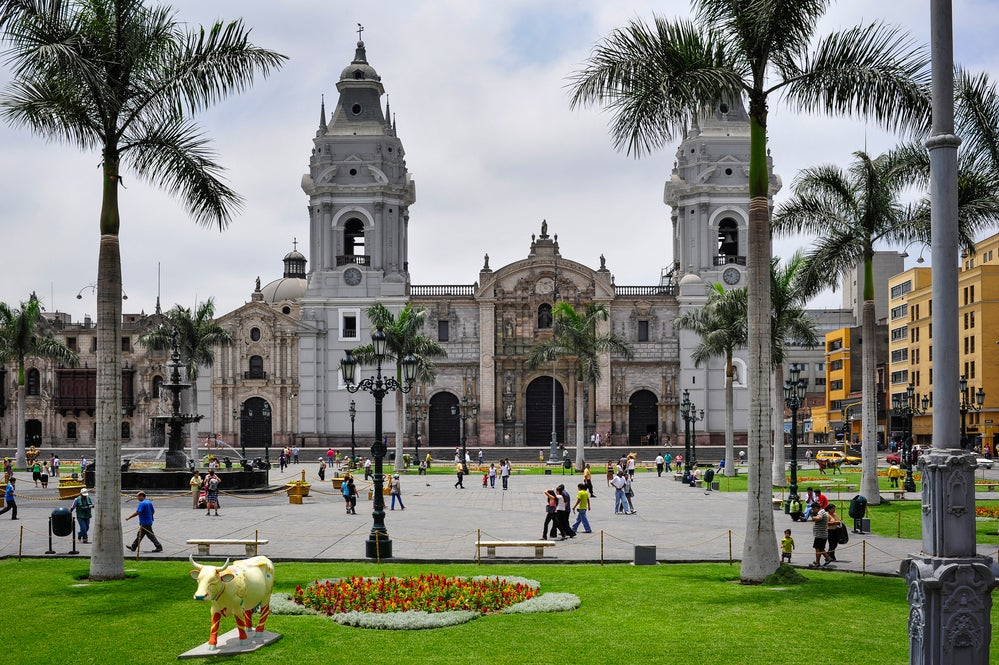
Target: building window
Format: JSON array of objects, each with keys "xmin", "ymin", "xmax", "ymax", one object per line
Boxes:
[
  {"xmin": 344, "ymin": 218, "xmax": 366, "ymax": 257},
  {"xmin": 90, "ymin": 337, "xmax": 97, "ymax": 352},
  {"xmin": 66, "ymin": 337, "xmax": 77, "ymax": 351},
  {"xmin": 26, "ymin": 368, "xmax": 40, "ymax": 396},
  {"xmin": 891, "ymin": 348, "xmax": 908, "ymax": 363},
  {"xmin": 438, "ymin": 320, "xmax": 450, "ymax": 342},
  {"xmin": 890, "ymin": 370, "xmax": 909, "ymax": 385},
  {"xmin": 339, "ymin": 309, "xmax": 360, "ymax": 341},
  {"xmin": 815, "ymin": 378, "xmax": 826, "ymax": 387},
  {"xmin": 250, "ymin": 327, "xmax": 261, "ymax": 342},
  {"xmin": 891, "ymin": 326, "xmax": 908, "ymax": 342},
  {"xmin": 538, "ymin": 303, "xmax": 553, "ymax": 329},
  {"xmin": 247, "ymin": 355, "xmax": 265, "ymax": 380},
  {"xmin": 67, "ymin": 422, "xmax": 77, "ymax": 440},
  {"xmin": 829, "ymin": 360, "xmax": 843, "ymax": 371},
  {"xmin": 815, "ymin": 363, "xmax": 824, "ymax": 372},
  {"xmin": 121, "ymin": 422, "xmax": 131, "ymax": 439},
  {"xmin": 891, "ymin": 304, "xmax": 908, "ymax": 321},
  {"xmin": 827, "ymin": 339, "xmax": 843, "ymax": 352},
  {"xmin": 830, "ymin": 379, "xmax": 843, "ymax": 391},
  {"xmin": 121, "ymin": 336, "xmax": 131, "ymax": 352},
  {"xmin": 891, "ymin": 281, "xmax": 912, "ymax": 299},
  {"xmin": 638, "ymin": 320, "xmax": 649, "ymax": 342}
]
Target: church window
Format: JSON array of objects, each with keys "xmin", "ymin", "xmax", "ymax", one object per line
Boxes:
[
  {"xmin": 538, "ymin": 304, "xmax": 553, "ymax": 329},
  {"xmin": 349, "ymin": 168, "xmax": 358, "ymax": 176},
  {"xmin": 250, "ymin": 327, "xmax": 261, "ymax": 342},
  {"xmin": 121, "ymin": 336, "xmax": 131, "ymax": 351},
  {"xmin": 724, "ymin": 168, "xmax": 733, "ymax": 176},
  {"xmin": 717, "ymin": 218, "xmax": 739, "ymax": 261},
  {"xmin": 351, "ymin": 103, "xmax": 362, "ymax": 114},
  {"xmin": 438, "ymin": 320, "xmax": 450, "ymax": 342},
  {"xmin": 340, "ymin": 310, "xmax": 360, "ymax": 341},
  {"xmin": 121, "ymin": 422, "xmax": 131, "ymax": 439},
  {"xmin": 27, "ymin": 368, "xmax": 40, "ymax": 396},
  {"xmin": 638, "ymin": 320, "xmax": 649, "ymax": 342},
  {"xmin": 282, "ymin": 306, "xmax": 291, "ymax": 315},
  {"xmin": 248, "ymin": 355, "xmax": 265, "ymax": 380},
  {"xmin": 67, "ymin": 422, "xmax": 77, "ymax": 440},
  {"xmin": 345, "ymin": 218, "xmax": 366, "ymax": 257}
]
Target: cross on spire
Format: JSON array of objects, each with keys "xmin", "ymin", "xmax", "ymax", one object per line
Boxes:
[{"xmin": 357, "ymin": 23, "xmax": 364, "ymax": 41}]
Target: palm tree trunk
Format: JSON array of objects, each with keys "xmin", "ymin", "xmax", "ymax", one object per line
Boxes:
[
  {"xmin": 575, "ymin": 379, "xmax": 585, "ymax": 471},
  {"xmin": 724, "ymin": 355, "xmax": 735, "ymax": 477},
  {"xmin": 394, "ymin": 389, "xmax": 405, "ymax": 472},
  {"xmin": 15, "ymin": 379, "xmax": 25, "ymax": 470},
  {"xmin": 772, "ymin": 365, "xmax": 787, "ymax": 487},
  {"xmin": 741, "ymin": 113, "xmax": 778, "ymax": 583},
  {"xmin": 860, "ymin": 298, "xmax": 880, "ymax": 505},
  {"xmin": 91, "ymin": 160, "xmax": 125, "ymax": 581}
]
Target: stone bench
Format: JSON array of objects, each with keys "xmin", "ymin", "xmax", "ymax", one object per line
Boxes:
[
  {"xmin": 187, "ymin": 538, "xmax": 268, "ymax": 557},
  {"xmin": 772, "ymin": 497, "xmax": 784, "ymax": 510},
  {"xmin": 476, "ymin": 540, "xmax": 554, "ymax": 559},
  {"xmin": 976, "ymin": 484, "xmax": 998, "ymax": 492}
]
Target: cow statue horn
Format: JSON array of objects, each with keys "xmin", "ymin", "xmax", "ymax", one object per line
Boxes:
[{"xmin": 190, "ymin": 554, "xmax": 203, "ymax": 570}]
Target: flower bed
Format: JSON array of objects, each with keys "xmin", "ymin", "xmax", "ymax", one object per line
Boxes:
[
  {"xmin": 283, "ymin": 574, "xmax": 579, "ymax": 630},
  {"xmin": 976, "ymin": 505, "xmax": 999, "ymax": 519}
]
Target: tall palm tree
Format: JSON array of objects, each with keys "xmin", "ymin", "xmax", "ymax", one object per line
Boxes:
[
  {"xmin": 767, "ymin": 252, "xmax": 820, "ymax": 487},
  {"xmin": 773, "ymin": 151, "xmax": 914, "ymax": 504},
  {"xmin": 137, "ymin": 299, "xmax": 232, "ymax": 466},
  {"xmin": 674, "ymin": 283, "xmax": 746, "ymax": 478},
  {"xmin": 352, "ymin": 303, "xmax": 446, "ymax": 472},
  {"xmin": 0, "ymin": 0, "xmax": 285, "ymax": 581},
  {"xmin": 569, "ymin": 0, "xmax": 928, "ymax": 582},
  {"xmin": 527, "ymin": 302, "xmax": 634, "ymax": 471},
  {"xmin": 0, "ymin": 294, "xmax": 78, "ymax": 468}
]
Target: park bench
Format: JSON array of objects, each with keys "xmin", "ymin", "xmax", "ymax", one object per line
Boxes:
[
  {"xmin": 187, "ymin": 538, "xmax": 268, "ymax": 557},
  {"xmin": 476, "ymin": 540, "xmax": 554, "ymax": 559},
  {"xmin": 976, "ymin": 484, "xmax": 998, "ymax": 492},
  {"xmin": 772, "ymin": 497, "xmax": 784, "ymax": 510},
  {"xmin": 888, "ymin": 491, "xmax": 905, "ymax": 501}
]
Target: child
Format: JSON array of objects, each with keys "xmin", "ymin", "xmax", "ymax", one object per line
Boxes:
[{"xmin": 781, "ymin": 529, "xmax": 795, "ymax": 563}]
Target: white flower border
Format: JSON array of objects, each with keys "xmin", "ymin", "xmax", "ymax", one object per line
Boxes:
[{"xmin": 270, "ymin": 575, "xmax": 580, "ymax": 630}]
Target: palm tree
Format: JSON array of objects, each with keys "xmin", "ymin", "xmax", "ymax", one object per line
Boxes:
[
  {"xmin": 0, "ymin": 294, "xmax": 78, "ymax": 468},
  {"xmin": 773, "ymin": 151, "xmax": 914, "ymax": 505},
  {"xmin": 767, "ymin": 253, "xmax": 820, "ymax": 488},
  {"xmin": 674, "ymin": 283, "xmax": 746, "ymax": 478},
  {"xmin": 137, "ymin": 299, "xmax": 232, "ymax": 466},
  {"xmin": 0, "ymin": 0, "xmax": 285, "ymax": 581},
  {"xmin": 569, "ymin": 0, "xmax": 928, "ymax": 582},
  {"xmin": 352, "ymin": 303, "xmax": 446, "ymax": 472},
  {"xmin": 527, "ymin": 302, "xmax": 633, "ymax": 471}
]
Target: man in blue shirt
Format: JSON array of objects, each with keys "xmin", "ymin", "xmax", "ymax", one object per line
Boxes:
[
  {"xmin": 125, "ymin": 491, "xmax": 162, "ymax": 553},
  {"xmin": 0, "ymin": 477, "xmax": 17, "ymax": 519}
]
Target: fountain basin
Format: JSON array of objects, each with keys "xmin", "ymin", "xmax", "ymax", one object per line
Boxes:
[{"xmin": 84, "ymin": 469, "xmax": 270, "ymax": 491}]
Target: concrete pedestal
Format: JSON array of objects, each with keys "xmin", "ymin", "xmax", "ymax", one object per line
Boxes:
[{"xmin": 634, "ymin": 544, "xmax": 656, "ymax": 566}]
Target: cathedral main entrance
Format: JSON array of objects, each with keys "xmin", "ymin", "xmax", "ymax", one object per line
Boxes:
[
  {"xmin": 628, "ymin": 390, "xmax": 658, "ymax": 445},
  {"xmin": 428, "ymin": 392, "xmax": 460, "ymax": 447},
  {"xmin": 525, "ymin": 377, "xmax": 565, "ymax": 447}
]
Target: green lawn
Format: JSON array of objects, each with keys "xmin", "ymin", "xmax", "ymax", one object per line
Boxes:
[{"xmin": 0, "ymin": 558, "xmax": 951, "ymax": 665}]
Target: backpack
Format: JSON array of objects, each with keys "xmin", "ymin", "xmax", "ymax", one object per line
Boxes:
[{"xmin": 837, "ymin": 525, "xmax": 850, "ymax": 545}]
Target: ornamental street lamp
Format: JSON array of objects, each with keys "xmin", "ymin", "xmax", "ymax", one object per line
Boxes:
[
  {"xmin": 348, "ymin": 399, "xmax": 356, "ymax": 469},
  {"xmin": 679, "ymin": 389, "xmax": 704, "ymax": 483},
  {"xmin": 959, "ymin": 375, "xmax": 986, "ymax": 450},
  {"xmin": 893, "ymin": 384, "xmax": 928, "ymax": 493},
  {"xmin": 341, "ymin": 327, "xmax": 417, "ymax": 560},
  {"xmin": 231, "ymin": 405, "xmax": 246, "ymax": 460},
  {"xmin": 261, "ymin": 402, "xmax": 272, "ymax": 466},
  {"xmin": 451, "ymin": 396, "xmax": 478, "ymax": 474},
  {"xmin": 783, "ymin": 364, "xmax": 807, "ymax": 506}
]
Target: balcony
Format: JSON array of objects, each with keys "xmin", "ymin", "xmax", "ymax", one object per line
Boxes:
[
  {"xmin": 336, "ymin": 255, "xmax": 370, "ymax": 267},
  {"xmin": 243, "ymin": 371, "xmax": 268, "ymax": 381},
  {"xmin": 713, "ymin": 255, "xmax": 747, "ymax": 266}
]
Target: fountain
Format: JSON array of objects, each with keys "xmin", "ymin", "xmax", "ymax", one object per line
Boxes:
[{"xmin": 151, "ymin": 328, "xmax": 203, "ymax": 470}]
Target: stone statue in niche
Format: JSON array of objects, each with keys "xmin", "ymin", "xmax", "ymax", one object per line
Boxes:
[
  {"xmin": 504, "ymin": 373, "xmax": 513, "ymax": 394},
  {"xmin": 505, "ymin": 402, "xmax": 514, "ymax": 421}
]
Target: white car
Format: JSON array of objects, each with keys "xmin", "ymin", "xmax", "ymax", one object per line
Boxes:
[{"xmin": 975, "ymin": 456, "xmax": 994, "ymax": 470}]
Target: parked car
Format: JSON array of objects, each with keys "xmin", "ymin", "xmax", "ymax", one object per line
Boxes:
[
  {"xmin": 975, "ymin": 456, "xmax": 994, "ymax": 470},
  {"xmin": 887, "ymin": 448, "xmax": 924, "ymax": 465},
  {"xmin": 816, "ymin": 450, "xmax": 862, "ymax": 466}
]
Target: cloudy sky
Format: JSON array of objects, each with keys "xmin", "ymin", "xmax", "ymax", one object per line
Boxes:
[{"xmin": 2, "ymin": 0, "xmax": 998, "ymax": 322}]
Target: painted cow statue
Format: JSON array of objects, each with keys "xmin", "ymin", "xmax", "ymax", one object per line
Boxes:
[{"xmin": 190, "ymin": 555, "xmax": 275, "ymax": 648}]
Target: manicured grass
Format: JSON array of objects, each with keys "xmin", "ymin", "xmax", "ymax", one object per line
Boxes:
[
  {"xmin": 867, "ymin": 500, "xmax": 999, "ymax": 546},
  {"xmin": 0, "ymin": 558, "xmax": 939, "ymax": 665}
]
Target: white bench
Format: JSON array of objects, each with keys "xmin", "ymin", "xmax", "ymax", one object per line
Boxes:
[
  {"xmin": 187, "ymin": 538, "xmax": 269, "ymax": 557},
  {"xmin": 476, "ymin": 540, "xmax": 554, "ymax": 559},
  {"xmin": 772, "ymin": 497, "xmax": 784, "ymax": 510}
]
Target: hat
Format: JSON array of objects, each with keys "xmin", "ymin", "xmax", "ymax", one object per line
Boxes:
[
  {"xmin": 79, "ymin": 488, "xmax": 88, "ymax": 496},
  {"xmin": 393, "ymin": 474, "xmax": 399, "ymax": 479},
  {"xmin": 136, "ymin": 491, "xmax": 146, "ymax": 497}
]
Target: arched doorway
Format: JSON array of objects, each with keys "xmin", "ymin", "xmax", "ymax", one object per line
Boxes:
[
  {"xmin": 25, "ymin": 419, "xmax": 41, "ymax": 446},
  {"xmin": 525, "ymin": 377, "xmax": 565, "ymax": 447},
  {"xmin": 428, "ymin": 393, "xmax": 460, "ymax": 447},
  {"xmin": 241, "ymin": 397, "xmax": 272, "ymax": 451},
  {"xmin": 628, "ymin": 390, "xmax": 659, "ymax": 445}
]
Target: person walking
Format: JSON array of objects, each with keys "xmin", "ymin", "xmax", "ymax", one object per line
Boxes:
[
  {"xmin": 364, "ymin": 457, "xmax": 373, "ymax": 481},
  {"xmin": 189, "ymin": 470, "xmax": 202, "ymax": 509},
  {"xmin": 488, "ymin": 463, "xmax": 497, "ymax": 488},
  {"xmin": 70, "ymin": 488, "xmax": 94, "ymax": 543},
  {"xmin": 825, "ymin": 504, "xmax": 843, "ymax": 563},
  {"xmin": 203, "ymin": 470, "xmax": 221, "ymax": 516},
  {"xmin": 583, "ymin": 463, "xmax": 595, "ymax": 497},
  {"xmin": 125, "ymin": 491, "xmax": 163, "ymax": 553},
  {"xmin": 571, "ymin": 482, "xmax": 593, "ymax": 534},
  {"xmin": 390, "ymin": 474, "xmax": 405, "ymax": 510},
  {"xmin": 454, "ymin": 459, "xmax": 465, "ymax": 489},
  {"xmin": 655, "ymin": 453, "xmax": 665, "ymax": 477},
  {"xmin": 292, "ymin": 445, "xmax": 300, "ymax": 464},
  {"xmin": 556, "ymin": 484, "xmax": 576, "ymax": 539},
  {"xmin": 500, "ymin": 459, "xmax": 511, "ymax": 490},
  {"xmin": 542, "ymin": 487, "xmax": 560, "ymax": 540},
  {"xmin": 808, "ymin": 502, "xmax": 830, "ymax": 567},
  {"xmin": 0, "ymin": 477, "xmax": 17, "ymax": 519}
]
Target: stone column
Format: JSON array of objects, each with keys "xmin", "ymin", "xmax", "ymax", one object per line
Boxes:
[{"xmin": 478, "ymin": 302, "xmax": 496, "ymax": 445}]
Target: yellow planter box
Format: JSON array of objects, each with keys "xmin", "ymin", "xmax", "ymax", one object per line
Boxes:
[
  {"xmin": 58, "ymin": 484, "xmax": 85, "ymax": 499},
  {"xmin": 285, "ymin": 483, "xmax": 311, "ymax": 497},
  {"xmin": 288, "ymin": 494, "xmax": 303, "ymax": 504}
]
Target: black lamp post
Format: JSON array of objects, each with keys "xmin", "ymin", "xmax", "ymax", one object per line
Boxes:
[
  {"xmin": 452, "ymin": 396, "xmax": 478, "ymax": 474},
  {"xmin": 261, "ymin": 402, "xmax": 272, "ymax": 466},
  {"xmin": 407, "ymin": 397, "xmax": 426, "ymax": 466},
  {"xmin": 783, "ymin": 364, "xmax": 807, "ymax": 505},
  {"xmin": 680, "ymin": 389, "xmax": 703, "ymax": 483},
  {"xmin": 341, "ymin": 326, "xmax": 417, "ymax": 560},
  {"xmin": 348, "ymin": 399, "xmax": 356, "ymax": 469},
  {"xmin": 893, "ymin": 383, "xmax": 928, "ymax": 493},
  {"xmin": 959, "ymin": 375, "xmax": 986, "ymax": 450}
]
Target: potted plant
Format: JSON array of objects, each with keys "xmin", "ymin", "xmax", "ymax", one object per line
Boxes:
[{"xmin": 285, "ymin": 479, "xmax": 312, "ymax": 498}]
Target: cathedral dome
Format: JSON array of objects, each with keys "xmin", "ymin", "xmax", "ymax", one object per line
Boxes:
[
  {"xmin": 260, "ymin": 276, "xmax": 307, "ymax": 304},
  {"xmin": 339, "ymin": 41, "xmax": 381, "ymax": 83}
]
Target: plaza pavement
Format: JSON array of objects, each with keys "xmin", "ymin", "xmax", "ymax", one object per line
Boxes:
[{"xmin": 3, "ymin": 462, "xmax": 998, "ymax": 577}]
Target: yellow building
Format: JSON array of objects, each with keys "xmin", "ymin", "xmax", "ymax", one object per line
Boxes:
[
  {"xmin": 889, "ymin": 232, "xmax": 999, "ymax": 451},
  {"xmin": 822, "ymin": 324, "xmax": 888, "ymax": 448}
]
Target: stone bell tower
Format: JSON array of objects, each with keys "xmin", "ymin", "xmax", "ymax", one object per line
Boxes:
[{"xmin": 297, "ymin": 35, "xmax": 416, "ymax": 442}]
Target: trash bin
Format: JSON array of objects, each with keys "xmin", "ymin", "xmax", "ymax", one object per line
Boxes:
[
  {"xmin": 51, "ymin": 507, "xmax": 73, "ymax": 537},
  {"xmin": 634, "ymin": 545, "xmax": 657, "ymax": 565},
  {"xmin": 849, "ymin": 495, "xmax": 870, "ymax": 533},
  {"xmin": 563, "ymin": 459, "xmax": 572, "ymax": 470}
]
